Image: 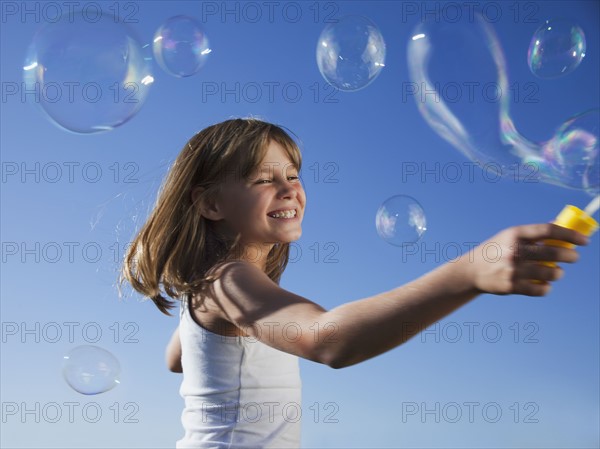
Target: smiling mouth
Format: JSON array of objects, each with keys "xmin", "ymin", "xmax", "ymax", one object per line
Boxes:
[{"xmin": 267, "ymin": 209, "xmax": 297, "ymax": 219}]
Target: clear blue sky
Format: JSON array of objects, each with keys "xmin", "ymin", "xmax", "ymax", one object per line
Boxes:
[{"xmin": 1, "ymin": 1, "xmax": 599, "ymax": 447}]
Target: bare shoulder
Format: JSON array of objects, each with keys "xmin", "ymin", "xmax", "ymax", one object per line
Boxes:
[
  {"xmin": 188, "ymin": 261, "xmax": 265, "ymax": 337},
  {"xmin": 201, "ymin": 261, "xmax": 331, "ymax": 363},
  {"xmin": 210, "ymin": 260, "xmax": 278, "ymax": 310},
  {"xmin": 211, "ymin": 260, "xmax": 272, "ymax": 284},
  {"xmin": 209, "ymin": 260, "xmax": 325, "ymax": 328}
]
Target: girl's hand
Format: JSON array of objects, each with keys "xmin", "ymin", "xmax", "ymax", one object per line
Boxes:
[{"xmin": 466, "ymin": 223, "xmax": 589, "ymax": 296}]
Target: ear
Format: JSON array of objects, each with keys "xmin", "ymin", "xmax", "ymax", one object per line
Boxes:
[{"xmin": 191, "ymin": 186, "xmax": 225, "ymax": 221}]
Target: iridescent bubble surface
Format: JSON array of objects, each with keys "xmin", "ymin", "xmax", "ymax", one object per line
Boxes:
[
  {"xmin": 541, "ymin": 109, "xmax": 599, "ymax": 190},
  {"xmin": 407, "ymin": 8, "xmax": 599, "ymax": 195},
  {"xmin": 153, "ymin": 16, "xmax": 211, "ymax": 77},
  {"xmin": 376, "ymin": 195, "xmax": 427, "ymax": 247},
  {"xmin": 528, "ymin": 19, "xmax": 586, "ymax": 79},
  {"xmin": 407, "ymin": 8, "xmax": 521, "ymax": 170},
  {"xmin": 23, "ymin": 11, "xmax": 153, "ymax": 134},
  {"xmin": 316, "ymin": 15, "xmax": 386, "ymax": 91},
  {"xmin": 63, "ymin": 345, "xmax": 121, "ymax": 395}
]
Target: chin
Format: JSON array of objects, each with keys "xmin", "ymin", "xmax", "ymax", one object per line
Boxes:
[
  {"xmin": 275, "ymin": 231, "xmax": 302, "ymax": 243},
  {"xmin": 288, "ymin": 229, "xmax": 303, "ymax": 241}
]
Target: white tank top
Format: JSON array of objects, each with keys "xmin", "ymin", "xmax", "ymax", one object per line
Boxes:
[{"xmin": 176, "ymin": 294, "xmax": 302, "ymax": 448}]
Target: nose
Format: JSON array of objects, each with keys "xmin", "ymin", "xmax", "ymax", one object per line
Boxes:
[{"xmin": 277, "ymin": 180, "xmax": 298, "ymax": 199}]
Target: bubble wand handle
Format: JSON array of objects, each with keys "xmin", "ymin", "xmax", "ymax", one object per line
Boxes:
[{"xmin": 541, "ymin": 204, "xmax": 598, "ymax": 268}]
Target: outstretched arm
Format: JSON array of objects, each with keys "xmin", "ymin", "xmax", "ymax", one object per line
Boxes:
[
  {"xmin": 165, "ymin": 326, "xmax": 182, "ymax": 373},
  {"xmin": 211, "ymin": 224, "xmax": 587, "ymax": 369}
]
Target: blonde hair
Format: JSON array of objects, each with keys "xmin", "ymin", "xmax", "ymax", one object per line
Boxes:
[{"xmin": 119, "ymin": 118, "xmax": 303, "ymax": 315}]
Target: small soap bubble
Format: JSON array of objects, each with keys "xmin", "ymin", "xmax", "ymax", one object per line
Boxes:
[
  {"xmin": 63, "ymin": 345, "xmax": 121, "ymax": 395},
  {"xmin": 528, "ymin": 19, "xmax": 586, "ymax": 79},
  {"xmin": 153, "ymin": 15, "xmax": 211, "ymax": 77},
  {"xmin": 316, "ymin": 15, "xmax": 386, "ymax": 91},
  {"xmin": 376, "ymin": 195, "xmax": 427, "ymax": 247},
  {"xmin": 23, "ymin": 10, "xmax": 153, "ymax": 134}
]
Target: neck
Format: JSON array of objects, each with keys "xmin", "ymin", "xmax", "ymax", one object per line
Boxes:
[{"xmin": 238, "ymin": 242, "xmax": 274, "ymax": 272}]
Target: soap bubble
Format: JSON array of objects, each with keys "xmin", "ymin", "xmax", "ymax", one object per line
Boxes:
[
  {"xmin": 407, "ymin": 8, "xmax": 520, "ymax": 170},
  {"xmin": 63, "ymin": 345, "xmax": 121, "ymax": 395},
  {"xmin": 504, "ymin": 109, "xmax": 599, "ymax": 195},
  {"xmin": 528, "ymin": 19, "xmax": 586, "ymax": 79},
  {"xmin": 23, "ymin": 10, "xmax": 153, "ymax": 134},
  {"xmin": 542, "ymin": 109, "xmax": 599, "ymax": 190},
  {"xmin": 153, "ymin": 15, "xmax": 211, "ymax": 77},
  {"xmin": 376, "ymin": 195, "xmax": 427, "ymax": 247},
  {"xmin": 316, "ymin": 15, "xmax": 386, "ymax": 91},
  {"xmin": 407, "ymin": 8, "xmax": 599, "ymax": 195}
]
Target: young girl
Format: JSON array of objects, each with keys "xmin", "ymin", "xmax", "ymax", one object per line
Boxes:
[{"xmin": 120, "ymin": 118, "xmax": 588, "ymax": 448}]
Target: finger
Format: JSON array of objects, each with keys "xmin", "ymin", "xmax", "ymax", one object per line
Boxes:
[
  {"xmin": 514, "ymin": 223, "xmax": 589, "ymax": 246},
  {"xmin": 513, "ymin": 278, "xmax": 552, "ymax": 297},
  {"xmin": 514, "ymin": 243, "xmax": 580, "ymax": 263},
  {"xmin": 515, "ymin": 262, "xmax": 564, "ymax": 282}
]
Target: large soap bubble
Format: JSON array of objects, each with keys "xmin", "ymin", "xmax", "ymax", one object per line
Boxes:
[
  {"xmin": 23, "ymin": 10, "xmax": 153, "ymax": 134},
  {"xmin": 63, "ymin": 345, "xmax": 121, "ymax": 395},
  {"xmin": 316, "ymin": 15, "xmax": 386, "ymax": 91},
  {"xmin": 407, "ymin": 7, "xmax": 599, "ymax": 195}
]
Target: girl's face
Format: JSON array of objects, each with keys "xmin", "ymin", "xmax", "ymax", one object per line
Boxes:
[{"xmin": 214, "ymin": 140, "xmax": 306, "ymax": 247}]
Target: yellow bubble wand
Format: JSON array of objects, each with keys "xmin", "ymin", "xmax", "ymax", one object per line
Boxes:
[{"xmin": 541, "ymin": 196, "xmax": 600, "ymax": 268}]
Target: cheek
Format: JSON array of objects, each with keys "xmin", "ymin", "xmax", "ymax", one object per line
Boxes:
[
  {"xmin": 296, "ymin": 184, "xmax": 307, "ymax": 206},
  {"xmin": 232, "ymin": 202, "xmax": 258, "ymax": 223},
  {"xmin": 233, "ymin": 194, "xmax": 268, "ymax": 221},
  {"xmin": 220, "ymin": 192, "xmax": 252, "ymax": 224}
]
